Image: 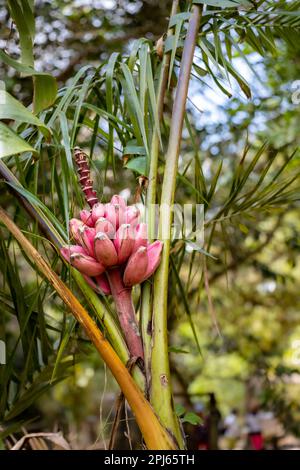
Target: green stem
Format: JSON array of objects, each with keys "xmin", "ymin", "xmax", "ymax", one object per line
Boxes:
[
  {"xmin": 150, "ymin": 5, "xmax": 202, "ymax": 448},
  {"xmin": 141, "ymin": 0, "xmax": 179, "ymax": 386}
]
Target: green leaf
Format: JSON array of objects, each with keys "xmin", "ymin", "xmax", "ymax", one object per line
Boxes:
[
  {"xmin": 0, "ymin": 90, "xmax": 50, "ymax": 136},
  {"xmin": 4, "ymin": 358, "xmax": 75, "ymax": 421},
  {"xmin": 171, "ymin": 256, "xmax": 202, "ymax": 357},
  {"xmin": 33, "ymin": 74, "xmax": 57, "ymax": 114},
  {"xmin": 123, "ymin": 144, "xmax": 146, "ymax": 155},
  {"xmin": 58, "ymin": 113, "xmax": 72, "ymax": 228},
  {"xmin": 0, "ymin": 123, "xmax": 37, "ymax": 158},
  {"xmin": 83, "ymin": 103, "xmax": 132, "ymax": 133},
  {"xmin": 193, "ymin": 63, "xmax": 208, "ymax": 77},
  {"xmin": 182, "ymin": 412, "xmax": 202, "ymax": 425},
  {"xmin": 48, "ymin": 65, "xmax": 92, "ymax": 126},
  {"xmin": 0, "ymin": 418, "xmax": 36, "ymax": 440},
  {"xmin": 207, "ymin": 159, "xmax": 223, "ymax": 200},
  {"xmin": 51, "ymin": 318, "xmax": 76, "ymax": 383},
  {"xmin": 237, "ymin": 0, "xmax": 252, "ymax": 5},
  {"xmin": 186, "ymin": 241, "xmax": 218, "ymax": 259},
  {"xmin": 125, "ymin": 156, "xmax": 147, "ymax": 175},
  {"xmin": 169, "ymin": 12, "xmax": 191, "ymax": 27},
  {"xmin": 238, "ymin": 223, "xmax": 249, "ymax": 234},
  {"xmin": 8, "ymin": 0, "xmax": 34, "ymax": 67},
  {"xmin": 106, "ymin": 52, "xmax": 120, "ymax": 167},
  {"xmin": 164, "ymin": 36, "xmax": 184, "ymax": 54},
  {"xmin": 0, "ymin": 50, "xmax": 57, "ymax": 114},
  {"xmin": 70, "ymin": 73, "xmax": 93, "ymax": 146},
  {"xmin": 146, "ymin": 53, "xmax": 163, "ymax": 151},
  {"xmin": 0, "ymin": 49, "xmax": 34, "ymax": 75},
  {"xmin": 121, "ymin": 63, "xmax": 149, "ymax": 156},
  {"xmin": 175, "ymin": 403, "xmax": 186, "ymax": 417},
  {"xmin": 22, "ymin": 0, "xmax": 35, "ymax": 38},
  {"xmin": 138, "ymin": 43, "xmax": 148, "ymax": 117}
]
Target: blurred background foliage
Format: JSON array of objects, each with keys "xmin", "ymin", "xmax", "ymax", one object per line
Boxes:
[{"xmin": 0, "ymin": 0, "xmax": 300, "ymax": 449}]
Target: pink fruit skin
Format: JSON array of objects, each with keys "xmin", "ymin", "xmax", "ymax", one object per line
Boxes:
[
  {"xmin": 133, "ymin": 223, "xmax": 148, "ymax": 252},
  {"xmin": 105, "ymin": 203, "xmax": 125, "ymax": 230},
  {"xmin": 80, "ymin": 210, "xmax": 94, "ymax": 227},
  {"xmin": 91, "ymin": 203, "xmax": 105, "ymax": 223},
  {"xmin": 114, "ymin": 224, "xmax": 134, "ymax": 264},
  {"xmin": 95, "ymin": 217, "xmax": 115, "ymax": 239},
  {"xmin": 70, "ymin": 253, "xmax": 105, "ymax": 277},
  {"xmin": 94, "ymin": 233, "xmax": 118, "ymax": 266},
  {"xmin": 125, "ymin": 206, "xmax": 140, "ymax": 226},
  {"xmin": 110, "ymin": 195, "xmax": 126, "ymax": 208},
  {"xmin": 61, "ymin": 245, "xmax": 86, "ymax": 262},
  {"xmin": 79, "ymin": 226, "xmax": 96, "ymax": 257},
  {"xmin": 95, "ymin": 274, "xmax": 111, "ymax": 295},
  {"xmin": 141, "ymin": 240, "xmax": 163, "ymax": 282},
  {"xmin": 69, "ymin": 218, "xmax": 84, "ymax": 244},
  {"xmin": 123, "ymin": 246, "xmax": 148, "ymax": 287}
]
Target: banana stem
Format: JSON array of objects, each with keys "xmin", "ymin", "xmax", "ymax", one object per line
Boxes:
[{"xmin": 151, "ymin": 4, "xmax": 202, "ymax": 448}]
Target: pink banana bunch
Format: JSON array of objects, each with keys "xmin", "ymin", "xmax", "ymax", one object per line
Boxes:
[{"xmin": 60, "ymin": 194, "xmax": 162, "ymax": 295}]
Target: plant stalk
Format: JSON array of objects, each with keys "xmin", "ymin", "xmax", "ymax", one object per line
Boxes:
[
  {"xmin": 107, "ymin": 268, "xmax": 144, "ymax": 360},
  {"xmin": 141, "ymin": 0, "xmax": 179, "ymax": 384},
  {"xmin": 0, "ymin": 207, "xmax": 176, "ymax": 450},
  {"xmin": 150, "ymin": 5, "xmax": 202, "ymax": 448}
]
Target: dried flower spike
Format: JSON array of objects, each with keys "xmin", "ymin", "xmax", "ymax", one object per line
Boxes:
[{"xmin": 73, "ymin": 147, "xmax": 98, "ymax": 208}]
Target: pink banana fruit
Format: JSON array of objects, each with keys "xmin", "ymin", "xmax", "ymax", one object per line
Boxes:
[
  {"xmin": 79, "ymin": 226, "xmax": 96, "ymax": 257},
  {"xmin": 95, "ymin": 217, "xmax": 115, "ymax": 239},
  {"xmin": 91, "ymin": 202, "xmax": 105, "ymax": 223},
  {"xmin": 141, "ymin": 240, "xmax": 163, "ymax": 282},
  {"xmin": 123, "ymin": 246, "xmax": 148, "ymax": 286},
  {"xmin": 69, "ymin": 218, "xmax": 84, "ymax": 244},
  {"xmin": 114, "ymin": 224, "xmax": 134, "ymax": 264},
  {"xmin": 132, "ymin": 223, "xmax": 148, "ymax": 252},
  {"xmin": 70, "ymin": 253, "xmax": 105, "ymax": 277},
  {"xmin": 80, "ymin": 210, "xmax": 94, "ymax": 227},
  {"xmin": 105, "ymin": 202, "xmax": 125, "ymax": 230},
  {"xmin": 60, "ymin": 245, "xmax": 86, "ymax": 262},
  {"xmin": 94, "ymin": 232, "xmax": 118, "ymax": 266},
  {"xmin": 110, "ymin": 195, "xmax": 126, "ymax": 208},
  {"xmin": 125, "ymin": 206, "xmax": 140, "ymax": 226}
]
